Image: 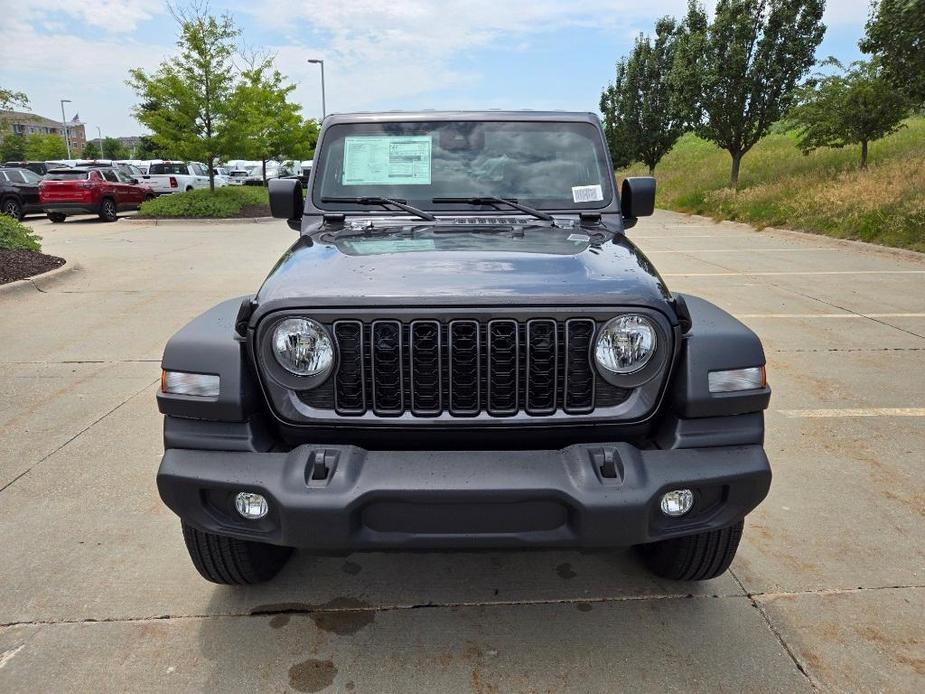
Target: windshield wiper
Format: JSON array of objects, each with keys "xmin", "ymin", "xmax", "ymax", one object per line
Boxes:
[
  {"xmin": 321, "ymin": 196, "xmax": 435, "ymax": 221},
  {"xmin": 431, "ymin": 196, "xmax": 554, "ymax": 221}
]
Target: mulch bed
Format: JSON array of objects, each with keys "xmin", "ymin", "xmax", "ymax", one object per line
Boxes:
[
  {"xmin": 237, "ymin": 204, "xmax": 272, "ymax": 218},
  {"xmin": 0, "ymin": 249, "xmax": 66, "ymax": 285}
]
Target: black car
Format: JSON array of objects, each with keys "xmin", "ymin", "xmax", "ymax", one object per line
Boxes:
[
  {"xmin": 156, "ymin": 111, "xmax": 772, "ymax": 586},
  {"xmin": 3, "ymin": 161, "xmax": 54, "ymax": 177},
  {"xmin": 0, "ymin": 166, "xmax": 43, "ymax": 220}
]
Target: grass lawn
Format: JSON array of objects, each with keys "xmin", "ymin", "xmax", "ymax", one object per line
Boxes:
[
  {"xmin": 138, "ymin": 186, "xmax": 270, "ymax": 218},
  {"xmin": 623, "ymin": 117, "xmax": 925, "ymax": 252}
]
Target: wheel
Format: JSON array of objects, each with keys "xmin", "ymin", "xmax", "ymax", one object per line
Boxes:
[
  {"xmin": 637, "ymin": 520, "xmax": 744, "ymax": 581},
  {"xmin": 185, "ymin": 186, "xmax": 194, "ymax": 192},
  {"xmin": 2, "ymin": 197, "xmax": 23, "ymax": 221},
  {"xmin": 181, "ymin": 522, "xmax": 292, "ymax": 585},
  {"xmin": 98, "ymin": 198, "xmax": 117, "ymax": 222},
  {"xmin": 144, "ymin": 194, "xmax": 155, "ymax": 203},
  {"xmin": 47, "ymin": 212, "xmax": 67, "ymax": 223}
]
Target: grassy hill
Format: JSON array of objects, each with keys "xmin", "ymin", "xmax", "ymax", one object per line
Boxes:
[{"xmin": 623, "ymin": 117, "xmax": 925, "ymax": 252}]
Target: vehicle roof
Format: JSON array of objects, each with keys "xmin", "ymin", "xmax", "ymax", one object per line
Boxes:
[{"xmin": 323, "ymin": 110, "xmax": 600, "ymax": 125}]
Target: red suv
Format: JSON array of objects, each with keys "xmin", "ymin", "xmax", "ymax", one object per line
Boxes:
[{"xmin": 39, "ymin": 167, "xmax": 155, "ymax": 223}]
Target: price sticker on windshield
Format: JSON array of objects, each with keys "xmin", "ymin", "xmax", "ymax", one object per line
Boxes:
[
  {"xmin": 342, "ymin": 136, "xmax": 432, "ymax": 185},
  {"xmin": 571, "ymin": 184, "xmax": 604, "ymax": 203}
]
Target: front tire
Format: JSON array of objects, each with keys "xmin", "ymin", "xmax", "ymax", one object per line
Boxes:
[
  {"xmin": 637, "ymin": 520, "xmax": 744, "ymax": 581},
  {"xmin": 181, "ymin": 522, "xmax": 292, "ymax": 585},
  {"xmin": 2, "ymin": 197, "xmax": 23, "ymax": 221},
  {"xmin": 98, "ymin": 198, "xmax": 117, "ymax": 222},
  {"xmin": 47, "ymin": 212, "xmax": 67, "ymax": 223}
]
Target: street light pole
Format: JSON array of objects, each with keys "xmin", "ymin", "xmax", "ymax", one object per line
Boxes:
[
  {"xmin": 97, "ymin": 127, "xmax": 103, "ymax": 156},
  {"xmin": 307, "ymin": 59, "xmax": 326, "ymax": 118},
  {"xmin": 60, "ymin": 99, "xmax": 72, "ymax": 159}
]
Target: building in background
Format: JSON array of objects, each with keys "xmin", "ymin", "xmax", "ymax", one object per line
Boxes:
[{"xmin": 0, "ymin": 110, "xmax": 86, "ymax": 152}]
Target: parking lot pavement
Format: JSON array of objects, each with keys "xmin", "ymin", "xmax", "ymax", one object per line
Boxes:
[{"xmin": 1, "ymin": 212, "xmax": 922, "ymax": 692}]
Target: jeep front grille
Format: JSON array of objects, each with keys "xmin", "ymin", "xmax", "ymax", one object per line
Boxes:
[{"xmin": 307, "ymin": 318, "xmax": 630, "ymax": 417}]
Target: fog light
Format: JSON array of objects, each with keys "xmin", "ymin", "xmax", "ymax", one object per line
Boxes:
[
  {"xmin": 234, "ymin": 492, "xmax": 268, "ymax": 520},
  {"xmin": 161, "ymin": 370, "xmax": 220, "ymax": 397},
  {"xmin": 660, "ymin": 489, "xmax": 694, "ymax": 517}
]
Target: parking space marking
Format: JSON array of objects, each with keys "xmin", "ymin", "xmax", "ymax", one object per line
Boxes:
[
  {"xmin": 664, "ymin": 270, "xmax": 925, "ymax": 277},
  {"xmin": 648, "ymin": 247, "xmax": 838, "ymax": 254},
  {"xmin": 738, "ymin": 313, "xmax": 925, "ymax": 319},
  {"xmin": 778, "ymin": 408, "xmax": 925, "ymax": 418}
]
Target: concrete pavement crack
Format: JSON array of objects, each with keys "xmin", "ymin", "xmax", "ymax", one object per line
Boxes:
[
  {"xmin": 0, "ymin": 377, "xmax": 160, "ymax": 495},
  {"xmin": 3, "ymin": 583, "xmax": 921, "ymax": 629},
  {"xmin": 729, "ymin": 569, "xmax": 817, "ymax": 689}
]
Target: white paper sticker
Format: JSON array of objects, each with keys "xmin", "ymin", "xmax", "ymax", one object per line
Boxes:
[
  {"xmin": 567, "ymin": 233, "xmax": 590, "ymax": 242},
  {"xmin": 571, "ymin": 184, "xmax": 604, "ymax": 203},
  {"xmin": 342, "ymin": 135, "xmax": 432, "ymax": 185}
]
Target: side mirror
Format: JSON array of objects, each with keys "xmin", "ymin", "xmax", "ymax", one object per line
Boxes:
[
  {"xmin": 130, "ymin": 177, "xmax": 139, "ymax": 184},
  {"xmin": 620, "ymin": 177, "xmax": 656, "ymax": 226},
  {"xmin": 269, "ymin": 177, "xmax": 303, "ymax": 226}
]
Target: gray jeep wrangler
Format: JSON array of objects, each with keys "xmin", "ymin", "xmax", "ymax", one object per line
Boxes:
[{"xmin": 156, "ymin": 112, "xmax": 771, "ymax": 585}]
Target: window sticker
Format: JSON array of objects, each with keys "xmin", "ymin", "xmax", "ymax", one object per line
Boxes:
[
  {"xmin": 567, "ymin": 233, "xmax": 590, "ymax": 242},
  {"xmin": 571, "ymin": 184, "xmax": 604, "ymax": 203},
  {"xmin": 342, "ymin": 136, "xmax": 432, "ymax": 185}
]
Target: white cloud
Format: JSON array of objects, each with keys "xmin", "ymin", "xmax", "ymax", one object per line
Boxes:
[{"xmin": 20, "ymin": 0, "xmax": 162, "ymax": 32}]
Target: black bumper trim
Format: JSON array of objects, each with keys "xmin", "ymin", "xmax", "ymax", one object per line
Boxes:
[{"xmin": 157, "ymin": 443, "xmax": 771, "ymax": 550}]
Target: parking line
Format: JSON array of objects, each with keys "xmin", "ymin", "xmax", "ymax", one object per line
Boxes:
[
  {"xmin": 738, "ymin": 313, "xmax": 925, "ymax": 319},
  {"xmin": 779, "ymin": 408, "xmax": 925, "ymax": 418},
  {"xmin": 663, "ymin": 270, "xmax": 925, "ymax": 277},
  {"xmin": 648, "ymin": 248, "xmax": 836, "ymax": 253}
]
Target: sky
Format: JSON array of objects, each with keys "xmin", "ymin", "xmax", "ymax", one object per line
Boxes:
[{"xmin": 0, "ymin": 0, "xmax": 872, "ymax": 138}]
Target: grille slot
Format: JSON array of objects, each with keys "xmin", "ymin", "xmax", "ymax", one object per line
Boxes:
[
  {"xmin": 299, "ymin": 316, "xmax": 634, "ymax": 417},
  {"xmin": 370, "ymin": 320, "xmax": 404, "ymax": 415},
  {"xmin": 333, "ymin": 321, "xmax": 365, "ymax": 414},
  {"xmin": 487, "ymin": 320, "xmax": 519, "ymax": 415},
  {"xmin": 564, "ymin": 319, "xmax": 596, "ymax": 413}
]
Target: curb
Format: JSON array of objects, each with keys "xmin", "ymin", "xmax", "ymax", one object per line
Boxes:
[
  {"xmin": 124, "ymin": 216, "xmax": 275, "ymax": 226},
  {"xmin": 0, "ymin": 261, "xmax": 82, "ymax": 298}
]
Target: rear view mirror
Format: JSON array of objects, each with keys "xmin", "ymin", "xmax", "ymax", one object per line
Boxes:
[
  {"xmin": 269, "ymin": 178, "xmax": 303, "ymax": 228},
  {"xmin": 621, "ymin": 177, "xmax": 656, "ymax": 226}
]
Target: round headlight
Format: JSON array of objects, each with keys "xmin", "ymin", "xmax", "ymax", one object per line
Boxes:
[
  {"xmin": 594, "ymin": 315, "xmax": 657, "ymax": 374},
  {"xmin": 271, "ymin": 318, "xmax": 334, "ymax": 377}
]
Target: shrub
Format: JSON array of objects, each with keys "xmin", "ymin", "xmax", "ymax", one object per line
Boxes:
[
  {"xmin": 138, "ymin": 186, "xmax": 270, "ymax": 218},
  {"xmin": 0, "ymin": 215, "xmax": 41, "ymax": 252}
]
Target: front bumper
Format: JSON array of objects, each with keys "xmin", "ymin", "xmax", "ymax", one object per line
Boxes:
[{"xmin": 157, "ymin": 443, "xmax": 770, "ymax": 550}]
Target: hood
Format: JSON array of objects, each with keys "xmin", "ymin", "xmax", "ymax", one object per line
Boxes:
[{"xmin": 254, "ymin": 225, "xmax": 673, "ymax": 311}]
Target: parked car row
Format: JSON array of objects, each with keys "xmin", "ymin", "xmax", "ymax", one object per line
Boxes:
[{"xmin": 1, "ymin": 164, "xmax": 155, "ymax": 223}]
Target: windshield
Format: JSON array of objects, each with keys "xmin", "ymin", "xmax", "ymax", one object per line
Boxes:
[
  {"xmin": 313, "ymin": 120, "xmax": 612, "ymax": 212},
  {"xmin": 149, "ymin": 163, "xmax": 188, "ymax": 175},
  {"xmin": 45, "ymin": 171, "xmax": 89, "ymax": 180}
]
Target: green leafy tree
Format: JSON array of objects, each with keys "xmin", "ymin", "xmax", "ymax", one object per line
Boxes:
[
  {"xmin": 225, "ymin": 57, "xmax": 318, "ymax": 182},
  {"xmin": 684, "ymin": 0, "xmax": 826, "ymax": 188},
  {"xmin": 860, "ymin": 0, "xmax": 925, "ymax": 105},
  {"xmin": 24, "ymin": 133, "xmax": 68, "ymax": 160},
  {"xmin": 0, "ymin": 132, "xmax": 26, "ymax": 160},
  {"xmin": 0, "ymin": 86, "xmax": 29, "ymax": 113},
  {"xmin": 82, "ymin": 141, "xmax": 102, "ymax": 159},
  {"xmin": 128, "ymin": 3, "xmax": 240, "ymax": 190},
  {"xmin": 135, "ymin": 135, "xmax": 168, "ymax": 160},
  {"xmin": 790, "ymin": 59, "xmax": 910, "ymax": 168},
  {"xmin": 102, "ymin": 137, "xmax": 129, "ymax": 159},
  {"xmin": 600, "ymin": 9, "xmax": 703, "ymax": 174}
]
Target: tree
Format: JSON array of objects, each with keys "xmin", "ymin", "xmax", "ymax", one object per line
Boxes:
[
  {"xmin": 860, "ymin": 0, "xmax": 925, "ymax": 105},
  {"xmin": 128, "ymin": 3, "xmax": 240, "ymax": 190},
  {"xmin": 0, "ymin": 86, "xmax": 28, "ymax": 112},
  {"xmin": 0, "ymin": 132, "xmax": 26, "ymax": 161},
  {"xmin": 225, "ymin": 56, "xmax": 318, "ymax": 182},
  {"xmin": 684, "ymin": 0, "xmax": 826, "ymax": 187},
  {"xmin": 102, "ymin": 137, "xmax": 129, "ymax": 159},
  {"xmin": 82, "ymin": 141, "xmax": 102, "ymax": 159},
  {"xmin": 790, "ymin": 59, "xmax": 910, "ymax": 168},
  {"xmin": 135, "ymin": 135, "xmax": 168, "ymax": 160},
  {"xmin": 24, "ymin": 133, "xmax": 68, "ymax": 160},
  {"xmin": 600, "ymin": 8, "xmax": 703, "ymax": 174}
]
